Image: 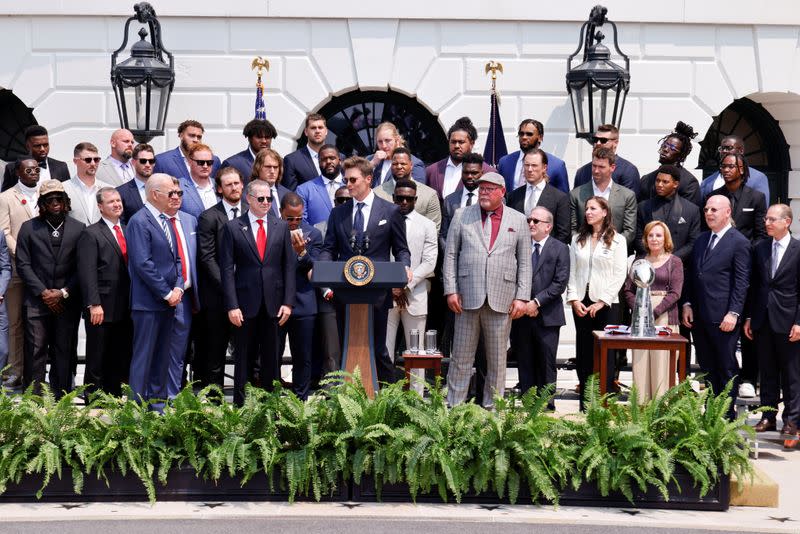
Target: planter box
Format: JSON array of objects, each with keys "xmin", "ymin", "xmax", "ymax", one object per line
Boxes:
[
  {"xmin": 0, "ymin": 468, "xmax": 349, "ymax": 503},
  {"xmin": 351, "ymin": 469, "xmax": 730, "ymax": 511}
]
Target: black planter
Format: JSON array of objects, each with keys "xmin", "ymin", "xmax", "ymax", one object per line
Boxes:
[{"xmin": 0, "ymin": 467, "xmax": 349, "ymax": 503}]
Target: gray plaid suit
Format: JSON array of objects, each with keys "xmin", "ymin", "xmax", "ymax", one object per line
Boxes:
[{"xmin": 443, "ymin": 204, "xmax": 531, "ymax": 407}]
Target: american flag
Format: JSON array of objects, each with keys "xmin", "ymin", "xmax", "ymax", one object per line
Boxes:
[{"xmin": 254, "ymin": 77, "xmax": 266, "ymax": 120}]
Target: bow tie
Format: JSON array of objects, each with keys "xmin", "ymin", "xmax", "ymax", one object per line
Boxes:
[{"xmin": 38, "ymin": 160, "xmax": 47, "ymax": 170}]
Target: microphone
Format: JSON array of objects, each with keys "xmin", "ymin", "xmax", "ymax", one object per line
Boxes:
[{"xmin": 363, "ymin": 233, "xmax": 370, "ymax": 252}]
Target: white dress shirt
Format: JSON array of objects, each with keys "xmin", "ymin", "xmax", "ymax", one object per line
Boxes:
[
  {"xmin": 524, "ymin": 181, "xmax": 546, "ymax": 214},
  {"xmin": 192, "ymin": 179, "xmax": 218, "ymax": 210},
  {"xmin": 306, "ymin": 146, "xmax": 321, "ymax": 176},
  {"xmin": 772, "ymin": 232, "xmax": 792, "ymax": 273},
  {"xmin": 247, "ymin": 210, "xmax": 268, "ymax": 242},
  {"xmin": 223, "ymin": 199, "xmax": 242, "ymax": 220},
  {"xmin": 458, "ymin": 187, "xmax": 478, "ymax": 208},
  {"xmin": 134, "ymin": 177, "xmax": 147, "ymax": 203},
  {"xmin": 64, "ymin": 176, "xmax": 111, "ymax": 225},
  {"xmin": 592, "ymin": 179, "xmax": 613, "ymax": 200},
  {"xmin": 170, "ymin": 214, "xmax": 192, "ymax": 290},
  {"xmin": 322, "ymin": 174, "xmax": 343, "ymax": 206},
  {"xmin": 351, "ymin": 191, "xmax": 375, "ymax": 232},
  {"xmin": 513, "ymin": 152, "xmax": 526, "ymax": 189},
  {"xmin": 442, "ymin": 158, "xmax": 462, "ymax": 198}
]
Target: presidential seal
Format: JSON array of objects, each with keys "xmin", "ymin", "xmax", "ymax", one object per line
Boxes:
[{"xmin": 343, "ymin": 255, "xmax": 375, "ymax": 286}]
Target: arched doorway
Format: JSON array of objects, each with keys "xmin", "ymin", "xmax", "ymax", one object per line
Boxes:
[
  {"xmin": 0, "ymin": 89, "xmax": 38, "ymax": 162},
  {"xmin": 697, "ymin": 97, "xmax": 790, "ymax": 204},
  {"xmin": 297, "ymin": 89, "xmax": 448, "ymax": 165}
]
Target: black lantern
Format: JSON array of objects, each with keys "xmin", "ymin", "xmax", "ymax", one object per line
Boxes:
[
  {"xmin": 566, "ymin": 5, "xmax": 630, "ymax": 142},
  {"xmin": 110, "ymin": 2, "xmax": 174, "ymax": 143}
]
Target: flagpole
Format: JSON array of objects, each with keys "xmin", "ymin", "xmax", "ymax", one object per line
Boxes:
[{"xmin": 251, "ymin": 56, "xmax": 270, "ymax": 120}]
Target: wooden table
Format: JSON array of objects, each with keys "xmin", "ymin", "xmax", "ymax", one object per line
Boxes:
[
  {"xmin": 592, "ymin": 331, "xmax": 689, "ymax": 395},
  {"xmin": 401, "ymin": 351, "xmax": 443, "ymax": 390}
]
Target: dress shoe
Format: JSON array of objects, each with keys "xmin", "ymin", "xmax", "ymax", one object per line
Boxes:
[
  {"xmin": 738, "ymin": 381, "xmax": 757, "ymax": 398},
  {"xmin": 754, "ymin": 419, "xmax": 776, "ymax": 432},
  {"xmin": 781, "ymin": 422, "xmax": 799, "ymax": 437},
  {"xmin": 2, "ymin": 375, "xmax": 21, "ymax": 388}
]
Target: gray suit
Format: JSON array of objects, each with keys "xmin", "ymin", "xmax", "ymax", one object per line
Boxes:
[
  {"xmin": 569, "ymin": 181, "xmax": 637, "ymax": 247},
  {"xmin": 444, "ymin": 204, "xmax": 531, "ymax": 407},
  {"xmin": 373, "ymin": 176, "xmax": 442, "ymax": 232},
  {"xmin": 95, "ymin": 157, "xmax": 133, "ymax": 188}
]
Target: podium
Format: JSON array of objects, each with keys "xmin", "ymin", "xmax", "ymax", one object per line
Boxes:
[{"xmin": 312, "ymin": 259, "xmax": 407, "ymax": 397}]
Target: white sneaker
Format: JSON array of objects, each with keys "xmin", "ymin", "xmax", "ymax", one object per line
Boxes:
[{"xmin": 739, "ymin": 382, "xmax": 756, "ymax": 398}]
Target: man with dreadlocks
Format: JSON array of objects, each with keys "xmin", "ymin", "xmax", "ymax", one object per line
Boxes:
[
  {"xmin": 638, "ymin": 121, "xmax": 701, "ymax": 207},
  {"xmin": 700, "ymin": 135, "xmax": 770, "ymax": 208}
]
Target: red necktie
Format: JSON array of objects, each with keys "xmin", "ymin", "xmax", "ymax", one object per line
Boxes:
[
  {"xmin": 256, "ymin": 219, "xmax": 266, "ymax": 261},
  {"xmin": 113, "ymin": 224, "xmax": 127, "ymax": 265},
  {"xmin": 169, "ymin": 217, "xmax": 188, "ymax": 282}
]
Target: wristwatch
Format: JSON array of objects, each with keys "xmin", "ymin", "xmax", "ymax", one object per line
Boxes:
[
  {"xmin": 60, "ymin": 288, "xmax": 69, "ymax": 299},
  {"xmin": 728, "ymin": 311, "xmax": 740, "ymax": 318}
]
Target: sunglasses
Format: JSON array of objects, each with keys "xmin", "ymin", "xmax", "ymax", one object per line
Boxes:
[
  {"xmin": 250, "ymin": 194, "xmax": 273, "ymax": 203},
  {"xmin": 43, "ymin": 196, "xmax": 65, "ymax": 204},
  {"xmin": 192, "ymin": 159, "xmax": 214, "ymax": 167},
  {"xmin": 284, "ymin": 216, "xmax": 303, "ymax": 222},
  {"xmin": 334, "ymin": 197, "xmax": 350, "ymax": 205},
  {"xmin": 345, "ymin": 177, "xmax": 361, "ymax": 184},
  {"xmin": 22, "ymin": 168, "xmax": 41, "ymax": 175},
  {"xmin": 166, "ymin": 190, "xmax": 183, "ymax": 198},
  {"xmin": 137, "ymin": 158, "xmax": 156, "ymax": 165},
  {"xmin": 79, "ymin": 157, "xmax": 102, "ymax": 164},
  {"xmin": 592, "ymin": 136, "xmax": 617, "ymax": 144},
  {"xmin": 526, "ymin": 218, "xmax": 550, "ymax": 225},
  {"xmin": 393, "ymin": 195, "xmax": 417, "ymax": 203}
]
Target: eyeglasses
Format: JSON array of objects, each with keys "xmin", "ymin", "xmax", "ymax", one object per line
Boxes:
[
  {"xmin": 517, "ymin": 131, "xmax": 536, "ymax": 137},
  {"xmin": 526, "ymin": 218, "xmax": 550, "ymax": 225},
  {"xmin": 719, "ymin": 163, "xmax": 738, "ymax": 170},
  {"xmin": 192, "ymin": 159, "xmax": 214, "ymax": 167},
  {"xmin": 334, "ymin": 197, "xmax": 350, "ymax": 205},
  {"xmin": 78, "ymin": 157, "xmax": 102, "ymax": 164},
  {"xmin": 393, "ymin": 195, "xmax": 417, "ymax": 203},
  {"xmin": 717, "ymin": 145, "xmax": 740, "ymax": 153},
  {"xmin": 592, "ymin": 136, "xmax": 617, "ymax": 144},
  {"xmin": 703, "ymin": 207, "xmax": 719, "ymax": 213},
  {"xmin": 22, "ymin": 168, "xmax": 41, "ymax": 175},
  {"xmin": 764, "ymin": 216, "xmax": 786, "ymax": 223},
  {"xmin": 660, "ymin": 141, "xmax": 680, "ymax": 153},
  {"xmin": 137, "ymin": 158, "xmax": 156, "ymax": 165},
  {"xmin": 249, "ymin": 194, "xmax": 272, "ymax": 203},
  {"xmin": 284, "ymin": 216, "xmax": 303, "ymax": 222}
]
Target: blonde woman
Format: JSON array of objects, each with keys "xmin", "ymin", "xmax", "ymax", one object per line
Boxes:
[
  {"xmin": 367, "ymin": 122, "xmax": 426, "ymax": 185},
  {"xmin": 623, "ymin": 221, "xmax": 683, "ymax": 403},
  {"xmin": 566, "ymin": 196, "xmax": 628, "ymax": 407}
]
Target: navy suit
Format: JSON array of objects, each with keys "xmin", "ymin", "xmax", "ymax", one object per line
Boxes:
[
  {"xmin": 319, "ymin": 195, "xmax": 411, "ymax": 383},
  {"xmin": 283, "ymin": 148, "xmax": 319, "ymax": 191},
  {"xmin": 167, "ymin": 210, "xmax": 198, "ymax": 399},
  {"xmin": 221, "ymin": 213, "xmax": 296, "ymax": 405},
  {"xmin": 747, "ymin": 237, "xmax": 800, "ymax": 428},
  {"xmin": 126, "ymin": 206, "xmax": 183, "ymax": 408},
  {"xmin": 685, "ymin": 227, "xmax": 750, "ymax": 417},
  {"xmin": 117, "ymin": 178, "xmax": 145, "ymax": 225},
  {"xmin": 573, "ymin": 154, "xmax": 640, "ymax": 197},
  {"xmin": 221, "ymin": 148, "xmax": 255, "ymax": 184},
  {"xmin": 368, "ymin": 153, "xmax": 427, "ymax": 186},
  {"xmin": 510, "ymin": 237, "xmax": 569, "ymax": 404},
  {"xmin": 497, "ymin": 150, "xmax": 569, "ymax": 194},
  {"xmin": 297, "ymin": 176, "xmax": 337, "ymax": 226},
  {"xmin": 153, "ymin": 146, "xmax": 221, "ymax": 182},
  {"xmin": 507, "ymin": 183, "xmax": 571, "ymax": 244}
]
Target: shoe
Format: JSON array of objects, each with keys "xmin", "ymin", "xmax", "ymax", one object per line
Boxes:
[
  {"xmin": 2, "ymin": 375, "xmax": 21, "ymax": 388},
  {"xmin": 738, "ymin": 382, "xmax": 756, "ymax": 398},
  {"xmin": 781, "ymin": 422, "xmax": 799, "ymax": 437},
  {"xmin": 754, "ymin": 419, "xmax": 776, "ymax": 432}
]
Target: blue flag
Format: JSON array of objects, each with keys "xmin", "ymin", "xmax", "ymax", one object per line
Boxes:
[
  {"xmin": 254, "ymin": 80, "xmax": 266, "ymax": 120},
  {"xmin": 483, "ymin": 90, "xmax": 507, "ymax": 167}
]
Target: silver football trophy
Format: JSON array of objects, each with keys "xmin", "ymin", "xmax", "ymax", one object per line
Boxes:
[{"xmin": 630, "ymin": 259, "xmax": 656, "ymax": 337}]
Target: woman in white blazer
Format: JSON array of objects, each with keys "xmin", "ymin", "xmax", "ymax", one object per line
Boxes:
[{"xmin": 566, "ymin": 196, "xmax": 627, "ymax": 407}]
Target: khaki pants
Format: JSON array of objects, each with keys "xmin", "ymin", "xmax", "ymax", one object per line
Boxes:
[{"xmin": 631, "ymin": 293, "xmax": 675, "ymax": 403}]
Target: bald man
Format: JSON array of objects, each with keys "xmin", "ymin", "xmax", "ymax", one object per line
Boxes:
[
  {"xmin": 96, "ymin": 129, "xmax": 136, "ymax": 187},
  {"xmin": 682, "ymin": 195, "xmax": 750, "ymax": 419}
]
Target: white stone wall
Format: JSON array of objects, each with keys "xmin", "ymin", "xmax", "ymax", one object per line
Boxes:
[{"xmin": 1, "ymin": 11, "xmax": 799, "ymax": 213}]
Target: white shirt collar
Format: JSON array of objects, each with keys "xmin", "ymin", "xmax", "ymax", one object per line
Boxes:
[
  {"xmin": 446, "ymin": 157, "xmax": 461, "ymax": 170},
  {"xmin": 712, "ymin": 222, "xmax": 733, "ymax": 241},
  {"xmin": 533, "ymin": 235, "xmax": 549, "ymax": 248},
  {"xmin": 223, "ymin": 199, "xmax": 241, "ymax": 211},
  {"xmin": 354, "ymin": 190, "xmax": 375, "ymax": 208},
  {"xmin": 101, "ymin": 216, "xmax": 121, "ymax": 231},
  {"xmin": 248, "ymin": 210, "xmax": 267, "ymax": 225},
  {"xmin": 774, "ymin": 232, "xmax": 792, "ymax": 249},
  {"xmin": 134, "ymin": 177, "xmax": 147, "ymax": 189},
  {"xmin": 144, "ymin": 201, "xmax": 165, "ymax": 219},
  {"xmin": 306, "ymin": 145, "xmax": 319, "ymax": 159},
  {"xmin": 528, "ymin": 180, "xmax": 545, "ymax": 192},
  {"xmin": 592, "ymin": 178, "xmax": 613, "ymax": 196}
]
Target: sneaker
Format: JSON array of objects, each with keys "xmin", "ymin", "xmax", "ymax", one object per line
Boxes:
[{"xmin": 738, "ymin": 382, "xmax": 756, "ymax": 398}]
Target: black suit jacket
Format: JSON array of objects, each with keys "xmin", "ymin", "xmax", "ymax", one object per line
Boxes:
[
  {"xmin": 220, "ymin": 213, "xmax": 296, "ymax": 318},
  {"xmin": 197, "ymin": 200, "xmax": 249, "ymax": 311},
  {"xmin": 531, "ymin": 237, "xmax": 570, "ymax": 327},
  {"xmin": 15, "ymin": 216, "xmax": 85, "ymax": 315},
  {"xmin": 708, "ymin": 184, "xmax": 767, "ymax": 242},
  {"xmin": 117, "ymin": 179, "xmax": 145, "ymax": 225},
  {"xmin": 221, "ymin": 148, "xmax": 255, "ymax": 185},
  {"xmin": 282, "ymin": 148, "xmax": 318, "ymax": 191},
  {"xmin": 636, "ymin": 194, "xmax": 701, "ymax": 263},
  {"xmin": 507, "ymin": 183, "xmax": 570, "ymax": 244},
  {"xmin": 639, "ymin": 166, "xmax": 701, "ymax": 207},
  {"xmin": 77, "ymin": 220, "xmax": 130, "ymax": 322},
  {"xmin": 440, "ymin": 190, "xmax": 463, "ymax": 248},
  {"xmin": 2, "ymin": 157, "xmax": 70, "ymax": 191},
  {"xmin": 747, "ymin": 237, "xmax": 800, "ymax": 333}
]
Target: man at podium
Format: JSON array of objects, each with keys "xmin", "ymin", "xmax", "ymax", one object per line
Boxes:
[{"xmin": 318, "ymin": 156, "xmax": 411, "ymax": 384}]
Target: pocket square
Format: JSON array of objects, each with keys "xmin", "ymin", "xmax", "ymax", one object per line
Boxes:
[
  {"xmin": 678, "ymin": 217, "xmax": 686, "ymax": 224},
  {"xmin": 743, "ymin": 208, "xmax": 754, "ymax": 212},
  {"xmin": 378, "ymin": 219, "xmax": 387, "ymax": 226},
  {"xmin": 242, "ymin": 226, "xmax": 249, "ymax": 232},
  {"xmin": 507, "ymin": 227, "xmax": 516, "ymax": 233}
]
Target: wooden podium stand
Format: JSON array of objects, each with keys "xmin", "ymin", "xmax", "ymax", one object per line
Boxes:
[{"xmin": 312, "ymin": 260, "xmax": 407, "ymax": 398}]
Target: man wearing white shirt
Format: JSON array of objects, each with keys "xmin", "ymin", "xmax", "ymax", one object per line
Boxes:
[
  {"xmin": 426, "ymin": 118, "xmax": 492, "ymax": 200},
  {"xmin": 96, "ymin": 129, "xmax": 135, "ymax": 187},
  {"xmin": 63, "ymin": 142, "xmax": 112, "ymax": 226}
]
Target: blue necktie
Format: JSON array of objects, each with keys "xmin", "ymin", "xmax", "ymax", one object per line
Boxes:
[
  {"xmin": 159, "ymin": 213, "xmax": 174, "ymax": 250},
  {"xmin": 702, "ymin": 233, "xmax": 717, "ymax": 264},
  {"xmin": 354, "ymin": 202, "xmax": 365, "ymax": 247},
  {"xmin": 532, "ymin": 242, "xmax": 540, "ymax": 272}
]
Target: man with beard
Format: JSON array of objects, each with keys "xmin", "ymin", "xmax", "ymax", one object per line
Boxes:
[
  {"xmin": 296, "ymin": 144, "xmax": 344, "ymax": 226},
  {"xmin": 221, "ymin": 119, "xmax": 277, "ymax": 181},
  {"xmin": 426, "ymin": 117, "xmax": 494, "ymax": 200},
  {"xmin": 63, "ymin": 142, "xmax": 113, "ymax": 226},
  {"xmin": 16, "ymin": 180, "xmax": 84, "ymax": 397},
  {"xmin": 2, "ymin": 125, "xmax": 69, "ymax": 191},
  {"xmin": 498, "ymin": 119, "xmax": 569, "ymax": 193},
  {"xmin": 77, "ymin": 187, "xmax": 132, "ymax": 397},
  {"xmin": 179, "ymin": 143, "xmax": 220, "ymax": 219},
  {"xmin": 154, "ymin": 120, "xmax": 221, "ymax": 182},
  {"xmin": 701, "ymin": 135, "xmax": 770, "ymax": 207},
  {"xmin": 96, "ymin": 129, "xmax": 136, "ymax": 187},
  {"xmin": 118, "ymin": 143, "xmax": 155, "ymax": 224},
  {"xmin": 283, "ymin": 114, "xmax": 330, "ymax": 191},
  {"xmin": 638, "ymin": 121, "xmax": 701, "ymax": 207},
  {"xmin": 373, "ymin": 147, "xmax": 441, "ymax": 231},
  {"xmin": 441, "ymin": 152, "xmax": 484, "ymax": 244},
  {"xmin": 196, "ymin": 167, "xmax": 247, "ymax": 388}
]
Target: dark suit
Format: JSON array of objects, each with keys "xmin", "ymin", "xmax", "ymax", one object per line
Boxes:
[
  {"xmin": 510, "ymin": 237, "xmax": 569, "ymax": 405},
  {"xmin": 318, "ymin": 194, "xmax": 411, "ymax": 383},
  {"xmin": 639, "ymin": 167, "xmax": 701, "ymax": 207},
  {"xmin": 153, "ymin": 147, "xmax": 221, "ymax": 182},
  {"xmin": 221, "ymin": 213, "xmax": 296, "ymax": 405},
  {"xmin": 126, "ymin": 206, "xmax": 184, "ymax": 408},
  {"xmin": 368, "ymin": 153, "xmax": 427, "ymax": 186},
  {"xmin": 2, "ymin": 158, "xmax": 70, "ymax": 191},
  {"xmin": 221, "ymin": 148, "xmax": 255, "ymax": 184},
  {"xmin": 507, "ymin": 183, "xmax": 571, "ymax": 244},
  {"xmin": 15, "ymin": 216, "xmax": 84, "ymax": 397},
  {"xmin": 77, "ymin": 220, "xmax": 132, "ymax": 397},
  {"xmin": 636, "ymin": 194, "xmax": 701, "ymax": 264},
  {"xmin": 747, "ymin": 237, "xmax": 800, "ymax": 428},
  {"xmin": 282, "ymin": 147, "xmax": 319, "ymax": 191},
  {"xmin": 117, "ymin": 178, "xmax": 146, "ymax": 225},
  {"xmin": 440, "ymin": 189, "xmax": 465, "ymax": 248},
  {"xmin": 685, "ymin": 227, "xmax": 750, "ymax": 417},
  {"xmin": 708, "ymin": 185, "xmax": 767, "ymax": 243},
  {"xmin": 573, "ymin": 155, "xmax": 640, "ymax": 197},
  {"xmin": 497, "ymin": 150, "xmax": 569, "ymax": 194},
  {"xmin": 425, "ymin": 159, "xmax": 495, "ymax": 200}
]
